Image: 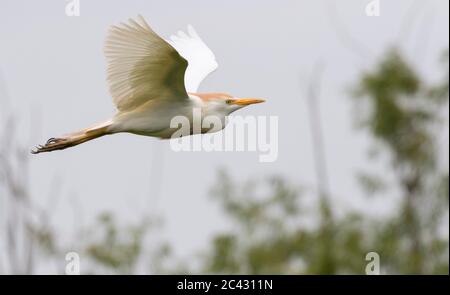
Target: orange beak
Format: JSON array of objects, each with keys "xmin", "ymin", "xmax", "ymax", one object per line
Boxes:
[{"xmin": 231, "ymin": 98, "xmax": 266, "ymax": 106}]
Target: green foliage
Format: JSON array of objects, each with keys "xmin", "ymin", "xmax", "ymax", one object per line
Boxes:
[
  {"xmin": 83, "ymin": 212, "xmax": 149, "ymax": 274},
  {"xmin": 357, "ymin": 171, "xmax": 387, "ymax": 196},
  {"xmin": 200, "ymin": 172, "xmax": 371, "ymax": 274},
  {"xmin": 194, "ymin": 49, "xmax": 449, "ymax": 275},
  {"xmin": 354, "ymin": 48, "xmax": 449, "ymax": 274},
  {"xmin": 355, "ymin": 49, "xmax": 446, "ymax": 170}
]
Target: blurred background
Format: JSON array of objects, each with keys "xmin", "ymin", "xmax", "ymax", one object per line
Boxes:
[{"xmin": 0, "ymin": 0, "xmax": 448, "ymax": 274}]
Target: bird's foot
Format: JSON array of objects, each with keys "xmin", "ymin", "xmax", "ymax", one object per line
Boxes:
[{"xmin": 31, "ymin": 138, "xmax": 68, "ymax": 154}]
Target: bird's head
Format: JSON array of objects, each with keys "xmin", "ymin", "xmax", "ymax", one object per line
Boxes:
[{"xmin": 192, "ymin": 92, "xmax": 265, "ymax": 115}]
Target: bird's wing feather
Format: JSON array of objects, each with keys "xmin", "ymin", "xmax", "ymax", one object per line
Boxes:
[
  {"xmin": 104, "ymin": 15, "xmax": 189, "ymax": 111},
  {"xmin": 167, "ymin": 25, "xmax": 218, "ymax": 93}
]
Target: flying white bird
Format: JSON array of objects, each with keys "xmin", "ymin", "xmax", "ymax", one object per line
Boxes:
[{"xmin": 32, "ymin": 15, "xmax": 265, "ymax": 154}]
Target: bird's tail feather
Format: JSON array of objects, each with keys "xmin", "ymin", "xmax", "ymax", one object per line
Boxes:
[{"xmin": 31, "ymin": 121, "xmax": 112, "ymax": 154}]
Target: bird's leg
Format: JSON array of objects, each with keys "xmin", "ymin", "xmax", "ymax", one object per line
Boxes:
[{"xmin": 31, "ymin": 122, "xmax": 112, "ymax": 154}]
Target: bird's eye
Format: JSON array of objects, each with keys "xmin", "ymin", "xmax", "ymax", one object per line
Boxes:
[{"xmin": 225, "ymin": 99, "xmax": 234, "ymax": 104}]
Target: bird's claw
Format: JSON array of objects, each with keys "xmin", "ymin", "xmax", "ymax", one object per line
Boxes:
[{"xmin": 31, "ymin": 138, "xmax": 65, "ymax": 154}]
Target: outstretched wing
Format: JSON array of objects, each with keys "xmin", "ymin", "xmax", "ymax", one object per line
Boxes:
[
  {"xmin": 167, "ymin": 25, "xmax": 218, "ymax": 93},
  {"xmin": 104, "ymin": 15, "xmax": 189, "ymax": 111}
]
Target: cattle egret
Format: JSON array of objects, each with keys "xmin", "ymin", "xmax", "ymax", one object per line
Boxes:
[{"xmin": 32, "ymin": 15, "xmax": 265, "ymax": 154}]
